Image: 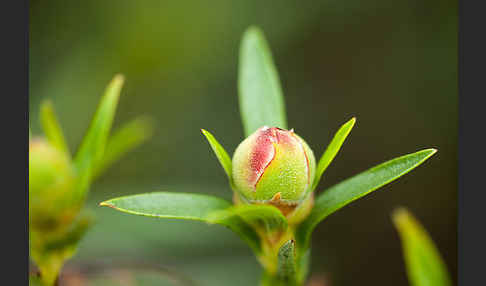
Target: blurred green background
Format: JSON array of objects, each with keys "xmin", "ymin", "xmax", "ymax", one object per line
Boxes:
[{"xmin": 29, "ymin": 0, "xmax": 457, "ymax": 285}]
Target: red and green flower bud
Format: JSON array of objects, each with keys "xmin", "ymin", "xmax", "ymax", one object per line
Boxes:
[
  {"xmin": 29, "ymin": 138, "xmax": 77, "ymax": 231},
  {"xmin": 232, "ymin": 127, "xmax": 316, "ymax": 207}
]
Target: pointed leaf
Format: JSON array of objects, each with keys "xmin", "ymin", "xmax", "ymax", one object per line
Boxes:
[
  {"xmin": 238, "ymin": 26, "xmax": 287, "ymax": 136},
  {"xmin": 40, "ymin": 100, "xmax": 70, "ymax": 155},
  {"xmin": 207, "ymin": 204, "xmax": 288, "ymax": 234},
  {"xmin": 74, "ymin": 74, "xmax": 124, "ymax": 191},
  {"xmin": 100, "ymin": 192, "xmax": 231, "ymax": 221},
  {"xmin": 277, "ymin": 240, "xmax": 297, "ymax": 285},
  {"xmin": 312, "ymin": 117, "xmax": 355, "ymax": 190},
  {"xmin": 297, "ymin": 149, "xmax": 437, "ymax": 249},
  {"xmin": 201, "ymin": 129, "xmax": 233, "ymax": 186},
  {"xmin": 92, "ymin": 116, "xmax": 154, "ymax": 180},
  {"xmin": 71, "ymin": 154, "xmax": 94, "ymax": 204},
  {"xmin": 392, "ymin": 208, "xmax": 452, "ymax": 286},
  {"xmin": 100, "ymin": 192, "xmax": 262, "ymax": 253}
]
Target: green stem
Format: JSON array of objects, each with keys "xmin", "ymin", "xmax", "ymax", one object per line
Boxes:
[
  {"xmin": 260, "ymin": 270, "xmax": 281, "ymax": 286},
  {"xmin": 258, "ymin": 237, "xmax": 309, "ymax": 286},
  {"xmin": 38, "ymin": 257, "xmax": 63, "ymax": 286},
  {"xmin": 260, "ymin": 269, "xmax": 301, "ymax": 286}
]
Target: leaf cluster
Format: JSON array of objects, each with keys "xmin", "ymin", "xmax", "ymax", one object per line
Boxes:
[
  {"xmin": 101, "ymin": 27, "xmax": 441, "ymax": 286},
  {"xmin": 30, "ymin": 75, "xmax": 153, "ymax": 286}
]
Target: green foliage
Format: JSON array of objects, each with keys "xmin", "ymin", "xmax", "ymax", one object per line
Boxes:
[
  {"xmin": 312, "ymin": 117, "xmax": 355, "ymax": 190},
  {"xmin": 92, "ymin": 116, "xmax": 154, "ymax": 180},
  {"xmin": 238, "ymin": 26, "xmax": 287, "ymax": 136},
  {"xmin": 30, "ymin": 74, "xmax": 152, "ymax": 285},
  {"xmin": 101, "ymin": 27, "xmax": 439, "ymax": 286},
  {"xmin": 74, "ymin": 74, "xmax": 125, "ymax": 199},
  {"xmin": 100, "ymin": 192, "xmax": 262, "ymax": 253},
  {"xmin": 30, "ymin": 212, "xmax": 94, "ymax": 286},
  {"xmin": 201, "ymin": 129, "xmax": 234, "ymax": 187},
  {"xmin": 100, "ymin": 192, "xmax": 232, "ymax": 221},
  {"xmin": 297, "ymin": 149, "xmax": 437, "ymax": 250},
  {"xmin": 40, "ymin": 100, "xmax": 70, "ymax": 156},
  {"xmin": 393, "ymin": 208, "xmax": 452, "ymax": 286}
]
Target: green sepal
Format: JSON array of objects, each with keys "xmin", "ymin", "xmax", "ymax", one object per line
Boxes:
[
  {"xmin": 312, "ymin": 117, "xmax": 355, "ymax": 190},
  {"xmin": 200, "ymin": 129, "xmax": 234, "ymax": 188},
  {"xmin": 40, "ymin": 100, "xmax": 71, "ymax": 156}
]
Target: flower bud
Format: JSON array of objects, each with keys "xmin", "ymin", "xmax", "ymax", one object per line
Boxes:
[
  {"xmin": 232, "ymin": 127, "xmax": 316, "ymax": 206},
  {"xmin": 29, "ymin": 138, "xmax": 77, "ymax": 231}
]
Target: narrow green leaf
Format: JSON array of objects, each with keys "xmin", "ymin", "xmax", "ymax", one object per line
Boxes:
[
  {"xmin": 312, "ymin": 117, "xmax": 355, "ymax": 190},
  {"xmin": 297, "ymin": 148, "xmax": 437, "ymax": 249},
  {"xmin": 40, "ymin": 100, "xmax": 70, "ymax": 155},
  {"xmin": 238, "ymin": 26, "xmax": 287, "ymax": 136},
  {"xmin": 200, "ymin": 129, "xmax": 233, "ymax": 186},
  {"xmin": 207, "ymin": 204, "xmax": 288, "ymax": 234},
  {"xmin": 74, "ymin": 74, "xmax": 124, "ymax": 193},
  {"xmin": 92, "ymin": 116, "xmax": 154, "ymax": 180},
  {"xmin": 393, "ymin": 208, "xmax": 452, "ymax": 286},
  {"xmin": 71, "ymin": 155, "xmax": 94, "ymax": 205},
  {"xmin": 100, "ymin": 192, "xmax": 262, "ymax": 253},
  {"xmin": 100, "ymin": 192, "xmax": 231, "ymax": 221},
  {"xmin": 277, "ymin": 240, "xmax": 297, "ymax": 286}
]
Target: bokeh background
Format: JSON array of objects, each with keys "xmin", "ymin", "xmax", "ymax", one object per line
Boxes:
[{"xmin": 29, "ymin": 0, "xmax": 457, "ymax": 285}]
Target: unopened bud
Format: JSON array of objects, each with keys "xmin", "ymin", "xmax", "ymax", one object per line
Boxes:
[
  {"xmin": 232, "ymin": 127, "xmax": 316, "ymax": 207},
  {"xmin": 29, "ymin": 138, "xmax": 77, "ymax": 231}
]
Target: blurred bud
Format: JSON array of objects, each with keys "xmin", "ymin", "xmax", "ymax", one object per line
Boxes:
[
  {"xmin": 232, "ymin": 127, "xmax": 316, "ymax": 207},
  {"xmin": 29, "ymin": 138, "xmax": 77, "ymax": 232}
]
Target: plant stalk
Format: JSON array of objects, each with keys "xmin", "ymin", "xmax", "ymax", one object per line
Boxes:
[{"xmin": 257, "ymin": 231, "xmax": 310, "ymax": 286}]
